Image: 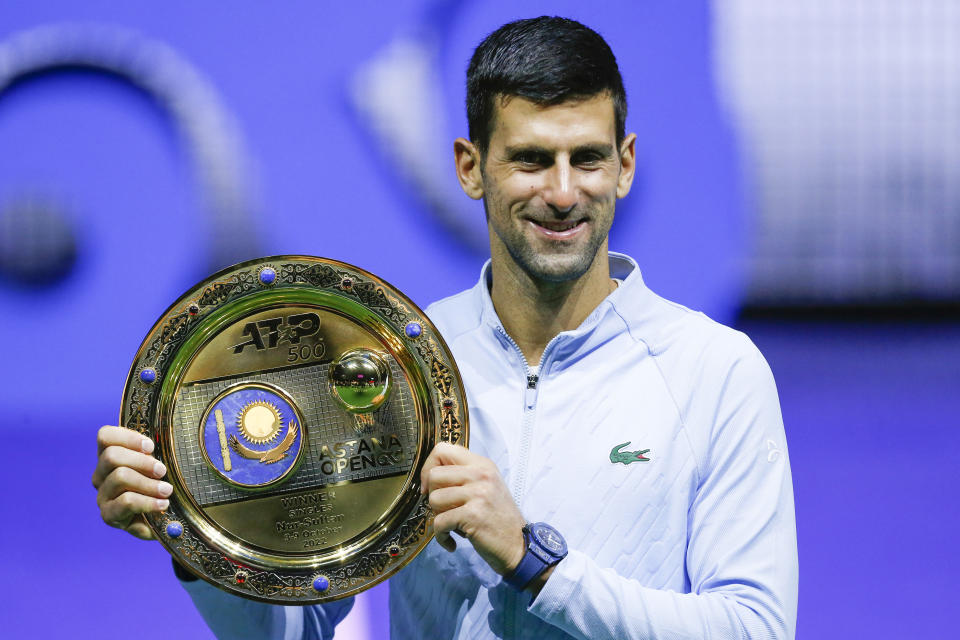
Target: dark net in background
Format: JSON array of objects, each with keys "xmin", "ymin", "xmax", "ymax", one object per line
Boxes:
[{"xmin": 715, "ymin": 0, "xmax": 960, "ymax": 309}]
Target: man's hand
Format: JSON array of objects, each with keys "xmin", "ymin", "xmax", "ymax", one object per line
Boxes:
[
  {"xmin": 420, "ymin": 442, "xmax": 526, "ymax": 576},
  {"xmin": 92, "ymin": 425, "xmax": 172, "ymax": 540}
]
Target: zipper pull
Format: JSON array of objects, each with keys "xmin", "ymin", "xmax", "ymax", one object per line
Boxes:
[{"xmin": 525, "ymin": 373, "xmax": 538, "ymax": 408}]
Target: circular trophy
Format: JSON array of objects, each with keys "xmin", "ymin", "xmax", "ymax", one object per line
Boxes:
[{"xmin": 120, "ymin": 256, "xmax": 467, "ymax": 603}]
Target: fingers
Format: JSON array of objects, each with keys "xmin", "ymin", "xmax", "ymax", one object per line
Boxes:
[
  {"xmin": 98, "ymin": 466, "xmax": 172, "ymax": 506},
  {"xmin": 93, "ymin": 443, "xmax": 166, "ymax": 489},
  {"xmin": 421, "ymin": 456, "xmax": 500, "ymax": 500},
  {"xmin": 432, "ymin": 505, "xmax": 477, "ymax": 552},
  {"xmin": 425, "ymin": 442, "xmax": 473, "ymax": 469},
  {"xmin": 432, "ymin": 505, "xmax": 465, "ymax": 553},
  {"xmin": 94, "ymin": 425, "xmax": 168, "ymax": 540},
  {"xmin": 100, "ymin": 489, "xmax": 169, "ymax": 530},
  {"xmin": 97, "ymin": 459, "xmax": 172, "ymax": 536},
  {"xmin": 423, "ymin": 464, "xmax": 473, "ymax": 493},
  {"xmin": 435, "ymin": 531, "xmax": 457, "ymax": 552},
  {"xmin": 420, "ymin": 442, "xmax": 481, "ymax": 494},
  {"xmin": 125, "ymin": 519, "xmax": 157, "ymax": 541},
  {"xmin": 97, "ymin": 425, "xmax": 153, "ymax": 456},
  {"xmin": 427, "ymin": 484, "xmax": 469, "ymax": 513}
]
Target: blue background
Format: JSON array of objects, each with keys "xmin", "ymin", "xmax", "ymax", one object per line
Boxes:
[{"xmin": 0, "ymin": 2, "xmax": 955, "ymax": 639}]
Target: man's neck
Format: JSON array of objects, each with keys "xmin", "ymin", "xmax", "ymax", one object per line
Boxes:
[{"xmin": 489, "ymin": 243, "xmax": 615, "ymax": 366}]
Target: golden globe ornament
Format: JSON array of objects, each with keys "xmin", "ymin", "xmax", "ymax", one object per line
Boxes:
[{"xmin": 120, "ymin": 256, "xmax": 467, "ymax": 603}]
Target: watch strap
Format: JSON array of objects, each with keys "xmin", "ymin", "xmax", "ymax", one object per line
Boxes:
[
  {"xmin": 503, "ymin": 532, "xmax": 549, "ymax": 590},
  {"xmin": 503, "ymin": 522, "xmax": 566, "ymax": 591}
]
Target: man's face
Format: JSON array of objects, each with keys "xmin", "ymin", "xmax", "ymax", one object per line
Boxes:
[{"xmin": 476, "ymin": 94, "xmax": 633, "ymax": 283}]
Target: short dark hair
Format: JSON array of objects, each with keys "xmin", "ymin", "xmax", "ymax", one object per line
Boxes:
[{"xmin": 466, "ymin": 16, "xmax": 627, "ymax": 154}]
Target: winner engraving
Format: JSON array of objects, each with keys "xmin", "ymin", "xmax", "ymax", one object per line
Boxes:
[
  {"xmin": 275, "ymin": 492, "xmax": 346, "ymax": 548},
  {"xmin": 276, "ymin": 513, "xmax": 345, "ymax": 532},
  {"xmin": 281, "ymin": 490, "xmax": 337, "ymax": 517},
  {"xmin": 277, "ymin": 511, "xmax": 346, "ymax": 549}
]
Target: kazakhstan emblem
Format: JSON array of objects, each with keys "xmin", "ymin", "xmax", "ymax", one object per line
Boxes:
[
  {"xmin": 237, "ymin": 400, "xmax": 283, "ymax": 444},
  {"xmin": 199, "ymin": 382, "xmax": 305, "ymax": 488}
]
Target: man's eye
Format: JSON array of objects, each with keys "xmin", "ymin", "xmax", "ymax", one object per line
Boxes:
[
  {"xmin": 514, "ymin": 153, "xmax": 547, "ymax": 166},
  {"xmin": 574, "ymin": 153, "xmax": 603, "ymax": 167}
]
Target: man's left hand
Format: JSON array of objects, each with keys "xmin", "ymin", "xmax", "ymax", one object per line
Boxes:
[{"xmin": 420, "ymin": 442, "xmax": 526, "ymax": 576}]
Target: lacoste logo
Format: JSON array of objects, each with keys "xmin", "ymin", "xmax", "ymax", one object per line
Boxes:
[{"xmin": 609, "ymin": 441, "xmax": 650, "ymax": 465}]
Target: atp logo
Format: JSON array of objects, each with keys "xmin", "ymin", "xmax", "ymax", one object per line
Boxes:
[{"xmin": 231, "ymin": 312, "xmax": 321, "ymax": 354}]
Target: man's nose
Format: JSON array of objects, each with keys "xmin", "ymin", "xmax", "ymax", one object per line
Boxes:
[{"xmin": 543, "ymin": 162, "xmax": 577, "ymax": 215}]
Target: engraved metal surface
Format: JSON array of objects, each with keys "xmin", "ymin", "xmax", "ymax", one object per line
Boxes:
[
  {"xmin": 120, "ymin": 256, "xmax": 467, "ymax": 603},
  {"xmin": 174, "ymin": 360, "xmax": 415, "ymax": 506}
]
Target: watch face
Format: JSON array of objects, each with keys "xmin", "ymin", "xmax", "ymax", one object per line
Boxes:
[{"xmin": 531, "ymin": 523, "xmax": 567, "ymax": 557}]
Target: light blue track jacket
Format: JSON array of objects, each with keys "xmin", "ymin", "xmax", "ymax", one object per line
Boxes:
[{"xmin": 182, "ymin": 252, "xmax": 798, "ymax": 639}]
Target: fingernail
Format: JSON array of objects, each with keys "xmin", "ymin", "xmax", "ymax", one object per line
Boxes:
[
  {"xmin": 154, "ymin": 461, "xmax": 166, "ymax": 478},
  {"xmin": 141, "ymin": 438, "xmax": 154, "ymax": 454},
  {"xmin": 157, "ymin": 498, "xmax": 169, "ymax": 511},
  {"xmin": 158, "ymin": 482, "xmax": 173, "ymax": 497}
]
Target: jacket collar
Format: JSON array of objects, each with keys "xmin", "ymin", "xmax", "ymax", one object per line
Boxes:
[{"xmin": 472, "ymin": 252, "xmax": 657, "ymax": 365}]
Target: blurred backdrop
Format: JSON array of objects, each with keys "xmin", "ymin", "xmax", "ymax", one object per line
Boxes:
[{"xmin": 0, "ymin": 2, "xmax": 955, "ymax": 638}]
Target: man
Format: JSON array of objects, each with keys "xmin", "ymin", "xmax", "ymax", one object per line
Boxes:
[{"xmin": 93, "ymin": 16, "xmax": 797, "ymax": 639}]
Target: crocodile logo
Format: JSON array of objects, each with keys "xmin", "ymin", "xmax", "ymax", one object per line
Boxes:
[{"xmin": 609, "ymin": 442, "xmax": 651, "ymax": 465}]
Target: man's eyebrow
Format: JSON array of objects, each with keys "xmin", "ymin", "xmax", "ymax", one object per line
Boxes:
[
  {"xmin": 502, "ymin": 143, "xmax": 615, "ymax": 156},
  {"xmin": 503, "ymin": 144, "xmax": 553, "ymax": 156},
  {"xmin": 571, "ymin": 143, "xmax": 615, "ymax": 156}
]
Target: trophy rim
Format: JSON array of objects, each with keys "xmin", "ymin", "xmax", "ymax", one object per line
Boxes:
[{"xmin": 119, "ymin": 255, "xmax": 468, "ymax": 603}]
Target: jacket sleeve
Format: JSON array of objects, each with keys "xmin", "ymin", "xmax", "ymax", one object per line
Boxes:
[
  {"xmin": 528, "ymin": 341, "xmax": 798, "ymax": 639},
  {"xmin": 179, "ymin": 579, "xmax": 354, "ymax": 640}
]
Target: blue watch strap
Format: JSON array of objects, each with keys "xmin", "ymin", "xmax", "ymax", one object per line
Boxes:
[
  {"xmin": 503, "ymin": 523, "xmax": 566, "ymax": 591},
  {"xmin": 503, "ymin": 535, "xmax": 548, "ymax": 590}
]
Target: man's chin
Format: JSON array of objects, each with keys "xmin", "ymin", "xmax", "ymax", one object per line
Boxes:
[{"xmin": 519, "ymin": 253, "xmax": 597, "ymax": 284}]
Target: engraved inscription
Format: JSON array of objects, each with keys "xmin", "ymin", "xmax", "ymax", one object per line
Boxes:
[
  {"xmin": 281, "ymin": 489, "xmax": 337, "ymax": 515},
  {"xmin": 316, "ymin": 433, "xmax": 404, "ymax": 478},
  {"xmin": 274, "ymin": 491, "xmax": 347, "ymax": 548}
]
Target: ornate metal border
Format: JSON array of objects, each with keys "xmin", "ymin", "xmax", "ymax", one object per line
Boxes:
[{"xmin": 120, "ymin": 256, "xmax": 467, "ymax": 603}]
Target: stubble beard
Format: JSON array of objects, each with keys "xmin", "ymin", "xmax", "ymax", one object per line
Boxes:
[{"xmin": 484, "ymin": 197, "xmax": 611, "ymax": 284}]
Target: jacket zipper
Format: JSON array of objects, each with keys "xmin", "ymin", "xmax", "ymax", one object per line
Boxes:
[
  {"xmin": 495, "ymin": 326, "xmax": 562, "ymax": 639},
  {"xmin": 494, "ymin": 326, "xmax": 559, "ymax": 503},
  {"xmin": 496, "ymin": 326, "xmax": 567, "ymax": 639}
]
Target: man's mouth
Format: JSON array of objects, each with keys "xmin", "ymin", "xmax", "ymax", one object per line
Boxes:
[{"xmin": 527, "ymin": 218, "xmax": 587, "ymax": 240}]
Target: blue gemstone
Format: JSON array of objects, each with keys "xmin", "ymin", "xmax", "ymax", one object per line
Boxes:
[
  {"xmin": 259, "ymin": 267, "xmax": 277, "ymax": 285},
  {"xmin": 313, "ymin": 575, "xmax": 330, "ymax": 592},
  {"xmin": 405, "ymin": 322, "xmax": 422, "ymax": 338},
  {"xmin": 166, "ymin": 521, "xmax": 183, "ymax": 538},
  {"xmin": 139, "ymin": 368, "xmax": 157, "ymax": 384}
]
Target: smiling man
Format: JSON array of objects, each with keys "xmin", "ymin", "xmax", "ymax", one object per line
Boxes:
[{"xmin": 93, "ymin": 16, "xmax": 797, "ymax": 639}]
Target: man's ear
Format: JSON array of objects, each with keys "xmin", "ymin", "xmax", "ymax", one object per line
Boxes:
[
  {"xmin": 454, "ymin": 137, "xmax": 484, "ymax": 200},
  {"xmin": 616, "ymin": 133, "xmax": 637, "ymax": 199}
]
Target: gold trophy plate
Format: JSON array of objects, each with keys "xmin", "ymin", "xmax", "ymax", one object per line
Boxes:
[{"xmin": 120, "ymin": 256, "xmax": 467, "ymax": 603}]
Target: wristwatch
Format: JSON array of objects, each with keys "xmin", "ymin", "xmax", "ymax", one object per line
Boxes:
[{"xmin": 503, "ymin": 522, "xmax": 568, "ymax": 591}]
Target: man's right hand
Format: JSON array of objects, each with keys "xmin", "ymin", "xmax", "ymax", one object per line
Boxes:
[{"xmin": 93, "ymin": 425, "xmax": 173, "ymax": 540}]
